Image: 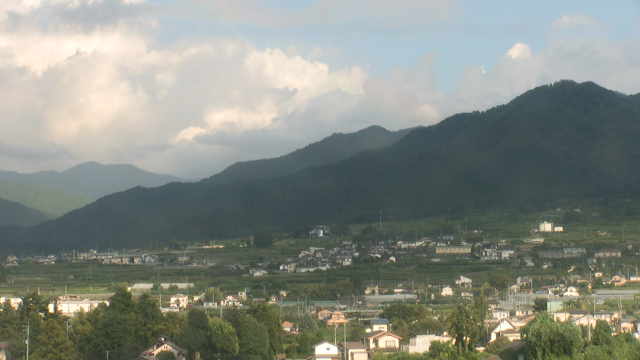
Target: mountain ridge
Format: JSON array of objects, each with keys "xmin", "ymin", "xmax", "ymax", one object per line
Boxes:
[
  {"xmin": 0, "ymin": 162, "xmax": 182, "ymax": 216},
  {"xmin": 9, "ymin": 80, "xmax": 640, "ymax": 252},
  {"xmin": 0, "ymin": 197, "xmax": 48, "ymax": 227},
  {"xmin": 205, "ymin": 125, "xmax": 414, "ymax": 185}
]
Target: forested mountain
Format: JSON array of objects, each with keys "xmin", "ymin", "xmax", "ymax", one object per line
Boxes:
[
  {"xmin": 0, "ymin": 162, "xmax": 181, "ymax": 216},
  {"xmin": 206, "ymin": 125, "xmax": 413, "ymax": 185},
  {"xmin": 9, "ymin": 80, "xmax": 640, "ymax": 252},
  {"xmin": 0, "ymin": 197, "xmax": 48, "ymax": 226}
]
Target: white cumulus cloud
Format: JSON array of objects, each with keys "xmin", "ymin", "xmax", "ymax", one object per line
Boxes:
[{"xmin": 506, "ymin": 42, "xmax": 533, "ymax": 60}]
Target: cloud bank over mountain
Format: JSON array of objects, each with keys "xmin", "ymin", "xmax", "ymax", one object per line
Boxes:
[{"xmin": 0, "ymin": 1, "xmax": 639, "ymax": 178}]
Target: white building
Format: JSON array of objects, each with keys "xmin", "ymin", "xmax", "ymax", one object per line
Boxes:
[
  {"xmin": 314, "ymin": 342, "xmax": 340, "ymax": 360},
  {"xmin": 406, "ymin": 335, "xmax": 452, "ymax": 354},
  {"xmin": 539, "ymin": 221, "xmax": 554, "ymax": 232},
  {"xmin": 160, "ymin": 283, "xmax": 194, "ymax": 290},
  {"xmin": 441, "ymin": 286, "xmax": 453, "ymax": 297},
  {"xmin": 490, "ymin": 319, "xmax": 519, "ymax": 342},
  {"xmin": 139, "ymin": 338, "xmax": 187, "ymax": 360},
  {"xmin": 455, "ymin": 276, "xmax": 473, "ymax": 288},
  {"xmin": 492, "ymin": 309, "xmax": 510, "ymax": 320},
  {"xmin": 367, "ymin": 331, "xmax": 402, "ymax": 350},
  {"xmin": 0, "ymin": 297, "xmax": 22, "ymax": 310},
  {"xmin": 48, "ymin": 298, "xmax": 108, "ymax": 316},
  {"xmin": 563, "ymin": 286, "xmax": 580, "ymax": 297},
  {"xmin": 129, "ymin": 283, "xmax": 154, "ymax": 292},
  {"xmin": 343, "ymin": 342, "xmax": 367, "ymax": 360},
  {"xmin": 370, "ymin": 318, "xmax": 389, "ymax": 332},
  {"xmin": 170, "ymin": 294, "xmax": 189, "ymax": 309}
]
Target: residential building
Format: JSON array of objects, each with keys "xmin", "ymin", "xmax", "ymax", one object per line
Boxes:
[
  {"xmin": 139, "ymin": 337, "xmax": 186, "ymax": 360},
  {"xmin": 169, "ymin": 294, "xmax": 189, "ymax": 310},
  {"xmin": 343, "ymin": 342, "xmax": 368, "ymax": 360},
  {"xmin": 310, "ymin": 226, "xmax": 330, "ymax": 238},
  {"xmin": 455, "ymin": 276, "xmax": 473, "ymax": 288},
  {"xmin": 314, "ymin": 342, "xmax": 340, "ymax": 360},
  {"xmin": 594, "ymin": 249, "xmax": 622, "ymax": 258},
  {"xmin": 489, "ymin": 319, "xmax": 521, "ymax": 342},
  {"xmin": 370, "ymin": 318, "xmax": 389, "ymax": 332},
  {"xmin": 317, "ymin": 309, "xmax": 333, "ymax": 321},
  {"xmin": 441, "ymin": 286, "xmax": 453, "ymax": 297},
  {"xmin": 327, "ymin": 311, "xmax": 349, "ymax": 326},
  {"xmin": 282, "ymin": 321, "xmax": 297, "ymax": 333},
  {"xmin": 0, "ymin": 297, "xmax": 22, "ymax": 310},
  {"xmin": 620, "ymin": 318, "xmax": 637, "ymax": 334},
  {"xmin": 435, "ymin": 246, "xmax": 471, "ymax": 256},
  {"xmin": 366, "ymin": 331, "xmax": 402, "ymax": 350},
  {"xmin": 491, "ymin": 309, "xmax": 510, "ymax": 320},
  {"xmin": 48, "ymin": 297, "xmax": 108, "ymax": 316},
  {"xmin": 563, "ymin": 287, "xmax": 580, "ymax": 297},
  {"xmin": 539, "ymin": 222, "xmax": 553, "ymax": 232},
  {"xmin": 0, "ymin": 342, "xmax": 9, "ymax": 360},
  {"xmin": 129, "ymin": 283, "xmax": 154, "ymax": 292},
  {"xmin": 406, "ymin": 335, "xmax": 452, "ymax": 354}
]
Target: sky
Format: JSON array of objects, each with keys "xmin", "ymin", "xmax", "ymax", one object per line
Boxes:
[{"xmin": 0, "ymin": 0, "xmax": 639, "ymax": 178}]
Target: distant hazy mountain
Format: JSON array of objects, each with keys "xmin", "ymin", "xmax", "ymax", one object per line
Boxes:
[
  {"xmin": 11, "ymin": 80, "xmax": 640, "ymax": 252},
  {"xmin": 206, "ymin": 125, "xmax": 414, "ymax": 185},
  {"xmin": 0, "ymin": 180, "xmax": 90, "ymax": 217},
  {"xmin": 0, "ymin": 162, "xmax": 181, "ymax": 216},
  {"xmin": 0, "ymin": 197, "xmax": 48, "ymax": 227}
]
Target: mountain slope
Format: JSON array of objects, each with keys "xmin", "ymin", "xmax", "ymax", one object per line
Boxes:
[
  {"xmin": 206, "ymin": 125, "xmax": 413, "ymax": 185},
  {"xmin": 0, "ymin": 162, "xmax": 181, "ymax": 214},
  {"xmin": 0, "ymin": 180, "xmax": 90, "ymax": 217},
  {"xmin": 0, "ymin": 197, "xmax": 48, "ymax": 227},
  {"xmin": 13, "ymin": 80, "xmax": 640, "ymax": 251}
]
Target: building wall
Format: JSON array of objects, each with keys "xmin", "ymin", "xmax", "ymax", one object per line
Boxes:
[
  {"xmin": 348, "ymin": 349, "xmax": 368, "ymax": 360},
  {"xmin": 407, "ymin": 335, "xmax": 451, "ymax": 354},
  {"xmin": 369, "ymin": 335, "xmax": 399, "ymax": 349},
  {"xmin": 371, "ymin": 324, "xmax": 388, "ymax": 332}
]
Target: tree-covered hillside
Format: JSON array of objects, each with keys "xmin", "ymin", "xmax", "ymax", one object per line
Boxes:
[
  {"xmin": 206, "ymin": 125, "xmax": 413, "ymax": 185},
  {"xmin": 0, "ymin": 197, "xmax": 48, "ymax": 226},
  {"xmin": 10, "ymin": 80, "xmax": 640, "ymax": 252}
]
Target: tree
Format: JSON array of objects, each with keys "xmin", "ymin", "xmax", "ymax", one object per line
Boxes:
[
  {"xmin": 591, "ymin": 320, "xmax": 612, "ymax": 346},
  {"xmin": 19, "ymin": 292, "xmax": 49, "ymax": 318},
  {"xmin": 521, "ymin": 313, "xmax": 583, "ymax": 360},
  {"xmin": 135, "ymin": 294, "xmax": 164, "ymax": 347},
  {"xmin": 411, "ymin": 317, "xmax": 445, "ymax": 337},
  {"xmin": 381, "ymin": 304, "xmax": 429, "ymax": 323},
  {"xmin": 427, "ymin": 341, "xmax": 457, "ymax": 359},
  {"xmin": 226, "ymin": 311, "xmax": 270, "ymax": 360},
  {"xmin": 485, "ymin": 336, "xmax": 511, "ymax": 355},
  {"xmin": 209, "ymin": 317, "xmax": 239, "ymax": 359},
  {"xmin": 182, "ymin": 309, "xmax": 211, "ymax": 360},
  {"xmin": 533, "ymin": 298, "xmax": 547, "ymax": 313},
  {"xmin": 80, "ymin": 288, "xmax": 150, "ymax": 360},
  {"xmin": 203, "ymin": 287, "xmax": 224, "ymax": 303},
  {"xmin": 447, "ymin": 304, "xmax": 476, "ymax": 353},
  {"xmin": 488, "ymin": 272, "xmax": 512, "ymax": 291},
  {"xmin": 30, "ymin": 318, "xmax": 79, "ymax": 360},
  {"xmin": 248, "ymin": 304, "xmax": 283, "ymax": 356}
]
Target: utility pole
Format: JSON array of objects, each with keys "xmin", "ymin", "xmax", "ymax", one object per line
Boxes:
[
  {"xmin": 25, "ymin": 320, "xmax": 30, "ymax": 360},
  {"xmin": 343, "ymin": 323, "xmax": 347, "ymax": 360},
  {"xmin": 106, "ymin": 351, "xmax": 109, "ymax": 360}
]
